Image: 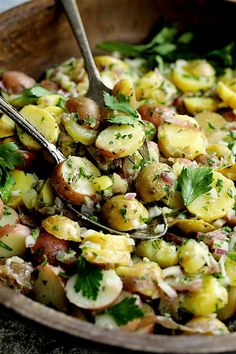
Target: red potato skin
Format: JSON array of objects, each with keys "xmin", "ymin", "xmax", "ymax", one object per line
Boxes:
[
  {"xmin": 0, "ymin": 224, "xmax": 31, "ymax": 238},
  {"xmin": 2, "ymin": 71, "xmax": 35, "ymax": 94},
  {"xmin": 16, "ymin": 150, "xmax": 37, "ymax": 170},
  {"xmin": 40, "ymin": 79, "xmax": 60, "ymax": 93},
  {"xmin": 31, "ymin": 231, "xmax": 69, "ymax": 266},
  {"xmin": 138, "ymin": 103, "xmax": 174, "ymax": 128},
  {"xmin": 98, "ymin": 148, "xmax": 121, "ymax": 159},
  {"xmin": 51, "ymin": 161, "xmax": 98, "ymax": 205},
  {"xmin": 66, "ymin": 96, "xmax": 101, "ymax": 129}
]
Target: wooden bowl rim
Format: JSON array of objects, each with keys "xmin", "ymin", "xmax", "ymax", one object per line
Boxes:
[{"xmin": 1, "ymin": 0, "xmax": 236, "ymax": 352}]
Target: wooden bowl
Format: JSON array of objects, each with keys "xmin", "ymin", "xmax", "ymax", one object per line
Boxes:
[{"xmin": 1, "ymin": 0, "xmax": 236, "ymax": 352}]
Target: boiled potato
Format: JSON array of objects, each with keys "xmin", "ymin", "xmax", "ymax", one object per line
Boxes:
[
  {"xmin": 0, "ymin": 206, "xmax": 19, "ymax": 227},
  {"xmin": 37, "ymin": 94, "xmax": 64, "ymax": 107},
  {"xmin": 57, "ymin": 131, "xmax": 77, "ymax": 158},
  {"xmin": 185, "ymin": 317, "xmax": 229, "ymax": 335},
  {"xmin": 81, "ymin": 231, "xmax": 134, "ymax": 266},
  {"xmin": 42, "ymin": 215, "xmax": 81, "ymax": 242},
  {"xmin": 183, "ymin": 97, "xmax": 218, "ymax": 115},
  {"xmin": 172, "ymin": 59, "xmax": 215, "ymax": 92},
  {"xmin": 218, "ymin": 286, "xmax": 236, "ymax": 321},
  {"xmin": 17, "ymin": 105, "xmax": 60, "ymax": 150},
  {"xmin": 33, "ymin": 264, "xmax": 67, "ymax": 311},
  {"xmin": 181, "ymin": 275, "xmax": 228, "ymax": 316},
  {"xmin": 65, "ymin": 96, "xmax": 101, "ymax": 129},
  {"xmin": 207, "ymin": 144, "xmax": 234, "ymax": 168},
  {"xmin": 225, "ymin": 252, "xmax": 236, "ymax": 286},
  {"xmin": 136, "ymin": 239, "xmax": 178, "ymax": 268},
  {"xmin": 66, "ymin": 269, "xmax": 123, "ymax": 310},
  {"xmin": 63, "ymin": 115, "xmax": 97, "ymax": 146},
  {"xmin": 112, "ymin": 79, "xmax": 136, "ymax": 108},
  {"xmin": 101, "ymin": 195, "xmax": 149, "ymax": 231},
  {"xmin": 44, "ymin": 106, "xmax": 63, "ymax": 125},
  {"xmin": 92, "ymin": 176, "xmax": 113, "ymax": 197},
  {"xmin": 178, "ymin": 239, "xmax": 208, "ymax": 273},
  {"xmin": 116, "ymin": 260, "xmax": 161, "ymax": 299},
  {"xmin": 0, "ymin": 224, "xmax": 31, "ymax": 259},
  {"xmin": 7, "ymin": 170, "xmax": 37, "ymax": 208},
  {"xmin": 0, "ymin": 114, "xmax": 15, "ymax": 138},
  {"xmin": 136, "ymin": 70, "xmax": 177, "ymax": 105},
  {"xmin": 51, "ymin": 156, "xmax": 101, "ymax": 205},
  {"xmin": 218, "ymin": 163, "xmax": 236, "ymax": 181},
  {"xmin": 158, "ymin": 114, "xmax": 207, "ymax": 160},
  {"xmin": 187, "ymin": 171, "xmax": 236, "ymax": 222},
  {"xmin": 2, "ymin": 70, "xmax": 35, "ymax": 94},
  {"xmin": 95, "ymin": 124, "xmax": 145, "ymax": 159},
  {"xmin": 38, "ymin": 179, "xmax": 55, "ymax": 207},
  {"xmin": 135, "ymin": 162, "xmax": 176, "ymax": 203},
  {"xmin": 217, "ymin": 79, "xmax": 236, "ymax": 109},
  {"xmin": 111, "ymin": 173, "xmax": 128, "ymax": 195}
]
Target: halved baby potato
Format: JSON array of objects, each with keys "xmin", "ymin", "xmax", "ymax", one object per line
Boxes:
[
  {"xmin": 0, "ymin": 114, "xmax": 15, "ymax": 138},
  {"xmin": 187, "ymin": 171, "xmax": 236, "ymax": 222},
  {"xmin": 51, "ymin": 156, "xmax": 101, "ymax": 205},
  {"xmin": 183, "ymin": 97, "xmax": 218, "ymax": 115},
  {"xmin": 17, "ymin": 105, "xmax": 60, "ymax": 151},
  {"xmin": 95, "ymin": 123, "xmax": 145, "ymax": 159},
  {"xmin": 172, "ymin": 218, "xmax": 216, "ymax": 234},
  {"xmin": 158, "ymin": 114, "xmax": 207, "ymax": 160},
  {"xmin": 101, "ymin": 195, "xmax": 149, "ymax": 232},
  {"xmin": 42, "ymin": 215, "xmax": 81, "ymax": 242},
  {"xmin": 217, "ymin": 79, "xmax": 236, "ymax": 109},
  {"xmin": 0, "ymin": 206, "xmax": 19, "ymax": 227},
  {"xmin": 66, "ymin": 269, "xmax": 123, "ymax": 311},
  {"xmin": 63, "ymin": 116, "xmax": 98, "ymax": 146},
  {"xmin": 0, "ymin": 224, "xmax": 31, "ymax": 259}
]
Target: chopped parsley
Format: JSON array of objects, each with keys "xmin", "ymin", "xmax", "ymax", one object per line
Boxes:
[
  {"xmin": 178, "ymin": 166, "xmax": 213, "ymax": 206},
  {"xmin": 216, "ymin": 179, "xmax": 223, "ymax": 193},
  {"xmin": 120, "ymin": 207, "xmax": 127, "ymax": 221},
  {"xmin": 74, "ymin": 257, "xmax": 103, "ymax": 300},
  {"xmin": 0, "ymin": 240, "xmax": 12, "ymax": 251},
  {"xmin": 104, "ymin": 297, "xmax": 144, "ymax": 326},
  {"xmin": 103, "ymin": 92, "xmax": 138, "ymax": 118}
]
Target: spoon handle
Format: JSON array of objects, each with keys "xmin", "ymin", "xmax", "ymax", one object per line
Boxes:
[{"xmin": 0, "ymin": 97, "xmax": 65, "ymax": 165}]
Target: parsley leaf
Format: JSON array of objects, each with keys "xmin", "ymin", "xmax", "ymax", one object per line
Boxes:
[
  {"xmin": 178, "ymin": 166, "xmax": 213, "ymax": 206},
  {"xmin": 104, "ymin": 297, "xmax": 144, "ymax": 326},
  {"xmin": 9, "ymin": 85, "xmax": 51, "ymax": 107},
  {"xmin": 74, "ymin": 257, "xmax": 103, "ymax": 300},
  {"xmin": 0, "ymin": 142, "xmax": 23, "ymax": 169},
  {"xmin": 103, "ymin": 92, "xmax": 138, "ymax": 118}
]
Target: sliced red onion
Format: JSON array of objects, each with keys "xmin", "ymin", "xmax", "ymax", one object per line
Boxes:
[
  {"xmin": 158, "ymin": 279, "xmax": 177, "ymax": 299},
  {"xmin": 161, "ymin": 173, "xmax": 173, "ymax": 186},
  {"xmin": 125, "ymin": 193, "xmax": 137, "ymax": 200}
]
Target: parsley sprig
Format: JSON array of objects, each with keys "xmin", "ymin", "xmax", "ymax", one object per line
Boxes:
[
  {"xmin": 178, "ymin": 166, "xmax": 213, "ymax": 206},
  {"xmin": 74, "ymin": 257, "xmax": 103, "ymax": 300},
  {"xmin": 5, "ymin": 85, "xmax": 51, "ymax": 107},
  {"xmin": 0, "ymin": 143, "xmax": 23, "ymax": 202},
  {"xmin": 104, "ymin": 297, "xmax": 144, "ymax": 326}
]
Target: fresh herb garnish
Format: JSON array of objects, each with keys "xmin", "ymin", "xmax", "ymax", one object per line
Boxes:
[
  {"xmin": 0, "ymin": 143, "xmax": 23, "ymax": 202},
  {"xmin": 104, "ymin": 297, "xmax": 144, "ymax": 326},
  {"xmin": 8, "ymin": 85, "xmax": 52, "ymax": 107},
  {"xmin": 0, "ymin": 240, "xmax": 12, "ymax": 251},
  {"xmin": 74, "ymin": 257, "xmax": 103, "ymax": 300},
  {"xmin": 178, "ymin": 166, "xmax": 213, "ymax": 206},
  {"xmin": 227, "ymin": 252, "xmax": 236, "ymax": 262},
  {"xmin": 103, "ymin": 92, "xmax": 138, "ymax": 118}
]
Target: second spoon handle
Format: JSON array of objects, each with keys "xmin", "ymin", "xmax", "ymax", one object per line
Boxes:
[{"xmin": 0, "ymin": 97, "xmax": 65, "ymax": 165}]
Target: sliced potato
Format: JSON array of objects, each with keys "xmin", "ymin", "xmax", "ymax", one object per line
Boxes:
[
  {"xmin": 218, "ymin": 163, "xmax": 236, "ymax": 181},
  {"xmin": 38, "ymin": 179, "xmax": 55, "ymax": 207},
  {"xmin": 63, "ymin": 115, "xmax": 98, "ymax": 146},
  {"xmin": 172, "ymin": 59, "xmax": 215, "ymax": 93},
  {"xmin": 112, "ymin": 79, "xmax": 136, "ymax": 108},
  {"xmin": 51, "ymin": 156, "xmax": 101, "ymax": 205},
  {"xmin": 0, "ymin": 206, "xmax": 19, "ymax": 227},
  {"xmin": 178, "ymin": 239, "xmax": 208, "ymax": 273},
  {"xmin": 17, "ymin": 105, "xmax": 60, "ymax": 150},
  {"xmin": 217, "ymin": 79, "xmax": 236, "ymax": 109},
  {"xmin": 37, "ymin": 94, "xmax": 64, "ymax": 107},
  {"xmin": 225, "ymin": 252, "xmax": 236, "ymax": 286},
  {"xmin": 184, "ymin": 317, "xmax": 229, "ymax": 335},
  {"xmin": 95, "ymin": 124, "xmax": 145, "ymax": 159},
  {"xmin": 0, "ymin": 114, "xmax": 15, "ymax": 138},
  {"xmin": 0, "ymin": 224, "xmax": 31, "ymax": 259},
  {"xmin": 7, "ymin": 170, "xmax": 37, "ymax": 208},
  {"xmin": 172, "ymin": 218, "xmax": 215, "ymax": 234},
  {"xmin": 33, "ymin": 264, "xmax": 67, "ymax": 311},
  {"xmin": 42, "ymin": 215, "xmax": 81, "ymax": 242},
  {"xmin": 218, "ymin": 286, "xmax": 236, "ymax": 321},
  {"xmin": 135, "ymin": 162, "xmax": 176, "ymax": 203},
  {"xmin": 66, "ymin": 269, "xmax": 123, "ymax": 310},
  {"xmin": 158, "ymin": 115, "xmax": 207, "ymax": 160},
  {"xmin": 183, "ymin": 97, "xmax": 218, "ymax": 114},
  {"xmin": 101, "ymin": 195, "xmax": 149, "ymax": 232},
  {"xmin": 44, "ymin": 106, "xmax": 63, "ymax": 125},
  {"xmin": 81, "ymin": 231, "xmax": 134, "ymax": 267},
  {"xmin": 187, "ymin": 171, "xmax": 236, "ymax": 222}
]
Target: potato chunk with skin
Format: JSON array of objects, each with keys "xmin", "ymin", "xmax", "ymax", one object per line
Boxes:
[
  {"xmin": 172, "ymin": 59, "xmax": 215, "ymax": 93},
  {"xmin": 17, "ymin": 105, "xmax": 60, "ymax": 151},
  {"xmin": 80, "ymin": 231, "xmax": 134, "ymax": 267},
  {"xmin": 0, "ymin": 114, "xmax": 15, "ymax": 138},
  {"xmin": 217, "ymin": 79, "xmax": 236, "ymax": 109},
  {"xmin": 116, "ymin": 260, "xmax": 161, "ymax": 299},
  {"xmin": 184, "ymin": 317, "xmax": 229, "ymax": 335},
  {"xmin": 63, "ymin": 115, "xmax": 98, "ymax": 146},
  {"xmin": 51, "ymin": 156, "xmax": 101, "ymax": 205},
  {"xmin": 178, "ymin": 239, "xmax": 208, "ymax": 274},
  {"xmin": 225, "ymin": 252, "xmax": 236, "ymax": 286},
  {"xmin": 158, "ymin": 115, "xmax": 207, "ymax": 160},
  {"xmin": 66, "ymin": 269, "xmax": 123, "ymax": 310},
  {"xmin": 183, "ymin": 97, "xmax": 218, "ymax": 114},
  {"xmin": 0, "ymin": 224, "xmax": 31, "ymax": 259},
  {"xmin": 181, "ymin": 275, "xmax": 228, "ymax": 316},
  {"xmin": 101, "ymin": 195, "xmax": 149, "ymax": 232},
  {"xmin": 187, "ymin": 171, "xmax": 236, "ymax": 222},
  {"xmin": 42, "ymin": 215, "xmax": 81, "ymax": 242},
  {"xmin": 95, "ymin": 124, "xmax": 145, "ymax": 159},
  {"xmin": 135, "ymin": 162, "xmax": 176, "ymax": 203}
]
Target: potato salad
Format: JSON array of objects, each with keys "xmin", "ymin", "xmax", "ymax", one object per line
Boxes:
[{"xmin": 1, "ymin": 24, "xmax": 236, "ymax": 336}]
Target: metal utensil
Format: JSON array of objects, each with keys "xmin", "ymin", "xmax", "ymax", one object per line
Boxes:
[{"xmin": 0, "ymin": 97, "xmax": 166, "ymax": 239}]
